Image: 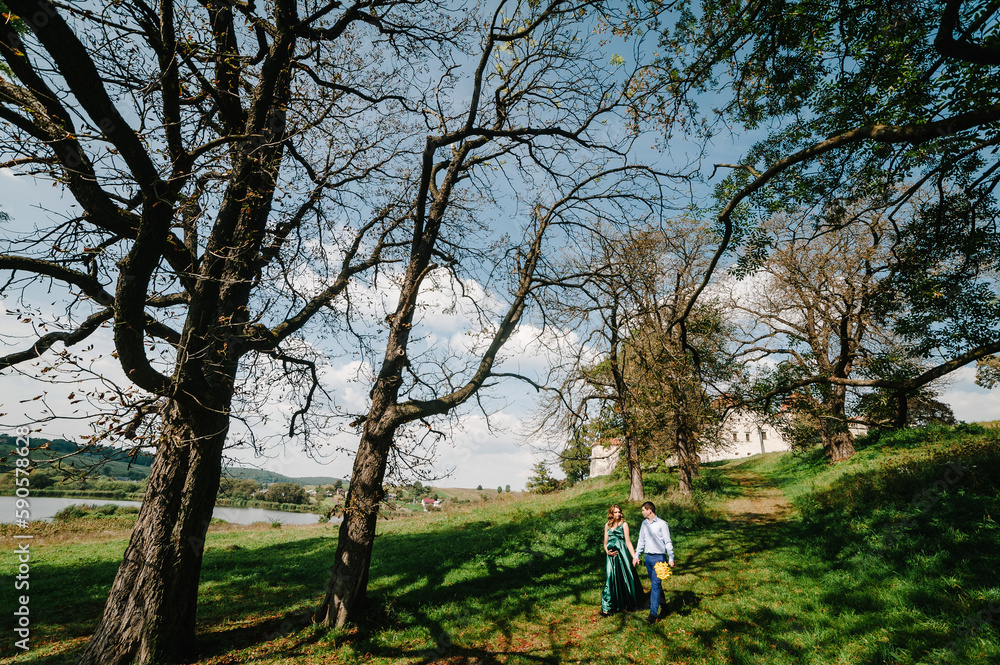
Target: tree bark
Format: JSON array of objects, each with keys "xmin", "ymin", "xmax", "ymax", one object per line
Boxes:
[
  {"xmin": 824, "ymin": 425, "xmax": 856, "ymax": 463},
  {"xmin": 893, "ymin": 390, "xmax": 910, "ymax": 429},
  {"xmin": 316, "ymin": 408, "xmax": 395, "ymax": 626},
  {"xmin": 676, "ymin": 420, "xmax": 696, "ymax": 496},
  {"xmin": 625, "ymin": 433, "xmax": 645, "ymax": 502},
  {"xmin": 78, "ymin": 399, "xmax": 230, "ymax": 665},
  {"xmin": 820, "ymin": 385, "xmax": 856, "ymax": 463},
  {"xmin": 609, "ymin": 321, "xmax": 644, "ymax": 502}
]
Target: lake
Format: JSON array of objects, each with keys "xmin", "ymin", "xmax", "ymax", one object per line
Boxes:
[{"xmin": 0, "ymin": 495, "xmax": 326, "ymax": 526}]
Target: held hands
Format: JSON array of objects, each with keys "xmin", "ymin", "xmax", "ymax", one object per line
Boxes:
[{"xmin": 630, "ymin": 555, "xmax": 676, "ymax": 566}]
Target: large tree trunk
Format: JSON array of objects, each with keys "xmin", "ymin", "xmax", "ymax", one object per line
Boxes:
[
  {"xmin": 893, "ymin": 390, "xmax": 910, "ymax": 429},
  {"xmin": 676, "ymin": 421, "xmax": 696, "ymax": 496},
  {"xmin": 315, "ymin": 416, "xmax": 394, "ymax": 627},
  {"xmin": 824, "ymin": 426, "xmax": 856, "ymax": 463},
  {"xmin": 821, "ymin": 386, "xmax": 856, "ymax": 463},
  {"xmin": 625, "ymin": 433, "xmax": 645, "ymax": 502},
  {"xmin": 79, "ymin": 399, "xmax": 229, "ymax": 665}
]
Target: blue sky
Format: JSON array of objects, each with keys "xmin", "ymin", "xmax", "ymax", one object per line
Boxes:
[
  {"xmin": 3, "ymin": 0, "xmax": 1000, "ymax": 489},
  {"xmin": 5, "ymin": 163, "xmax": 1000, "ymax": 492},
  {"xmin": 0, "ymin": 166, "xmax": 562, "ymax": 489}
]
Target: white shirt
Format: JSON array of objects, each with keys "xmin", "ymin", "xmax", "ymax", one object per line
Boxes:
[{"xmin": 636, "ymin": 516, "xmax": 674, "ymax": 563}]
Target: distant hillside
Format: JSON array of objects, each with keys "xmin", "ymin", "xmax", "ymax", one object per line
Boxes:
[
  {"xmin": 222, "ymin": 466, "xmax": 343, "ymax": 486},
  {"xmin": 1, "ymin": 434, "xmax": 342, "ymax": 486},
  {"xmin": 0, "ymin": 433, "xmax": 153, "ymax": 479}
]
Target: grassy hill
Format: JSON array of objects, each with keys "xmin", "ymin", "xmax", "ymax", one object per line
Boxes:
[
  {"xmin": 435, "ymin": 486, "xmax": 523, "ymax": 501},
  {"xmin": 0, "ymin": 433, "xmax": 154, "ymax": 477},
  {"xmin": 3, "ymin": 423, "xmax": 998, "ymax": 664}
]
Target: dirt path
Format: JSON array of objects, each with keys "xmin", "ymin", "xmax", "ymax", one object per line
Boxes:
[{"xmin": 720, "ymin": 467, "xmax": 794, "ymax": 525}]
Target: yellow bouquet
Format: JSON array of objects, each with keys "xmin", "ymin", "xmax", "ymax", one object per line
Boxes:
[{"xmin": 653, "ymin": 561, "xmax": 672, "ymax": 580}]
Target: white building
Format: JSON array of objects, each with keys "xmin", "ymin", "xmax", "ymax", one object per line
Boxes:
[
  {"xmin": 589, "ymin": 438, "xmax": 622, "ymax": 478},
  {"xmin": 707, "ymin": 411, "xmax": 790, "ymax": 462}
]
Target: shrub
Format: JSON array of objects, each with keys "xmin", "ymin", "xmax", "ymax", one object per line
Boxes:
[{"xmin": 53, "ymin": 505, "xmax": 87, "ymax": 521}]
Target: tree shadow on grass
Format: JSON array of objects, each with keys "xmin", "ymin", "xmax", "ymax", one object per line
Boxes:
[
  {"xmin": 663, "ymin": 589, "xmax": 701, "ymax": 617},
  {"xmin": 32, "ymin": 471, "xmax": 950, "ymax": 665},
  {"xmin": 673, "ymin": 450, "xmax": 1000, "ymax": 665},
  {"xmin": 0, "ymin": 555, "xmax": 122, "ymax": 664},
  {"xmin": 195, "ymin": 494, "xmax": 720, "ymax": 663}
]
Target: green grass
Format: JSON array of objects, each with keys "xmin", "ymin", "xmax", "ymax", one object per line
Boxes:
[{"xmin": 3, "ymin": 424, "xmax": 999, "ymax": 664}]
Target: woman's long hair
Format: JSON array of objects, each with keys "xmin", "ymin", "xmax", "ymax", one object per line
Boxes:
[{"xmin": 606, "ymin": 504, "xmax": 624, "ymax": 529}]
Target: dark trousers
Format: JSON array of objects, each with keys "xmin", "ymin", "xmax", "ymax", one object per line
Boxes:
[{"xmin": 644, "ymin": 553, "xmax": 667, "ymax": 618}]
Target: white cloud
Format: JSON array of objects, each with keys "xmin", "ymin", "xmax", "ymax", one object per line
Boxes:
[
  {"xmin": 429, "ymin": 411, "xmax": 540, "ymax": 489},
  {"xmin": 0, "ymin": 175, "xmax": 568, "ymax": 490},
  {"xmin": 940, "ymin": 366, "xmax": 1000, "ymax": 423}
]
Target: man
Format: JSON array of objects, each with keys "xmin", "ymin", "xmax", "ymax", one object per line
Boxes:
[{"xmin": 632, "ymin": 501, "xmax": 675, "ymax": 623}]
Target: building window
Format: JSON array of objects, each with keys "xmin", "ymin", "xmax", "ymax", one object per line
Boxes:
[
  {"xmin": 762, "ymin": 431, "xmax": 767, "ymax": 440},
  {"xmin": 733, "ymin": 432, "xmax": 738, "ymax": 441},
  {"xmin": 745, "ymin": 432, "xmax": 751, "ymax": 441}
]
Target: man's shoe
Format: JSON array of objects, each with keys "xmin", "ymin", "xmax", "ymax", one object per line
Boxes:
[
  {"xmin": 645, "ymin": 615, "xmax": 657, "ymax": 624},
  {"xmin": 600, "ymin": 611, "xmax": 612, "ymax": 617}
]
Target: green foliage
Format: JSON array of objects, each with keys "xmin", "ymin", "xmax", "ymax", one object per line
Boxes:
[
  {"xmin": 625, "ymin": 299, "xmax": 735, "ymax": 462},
  {"xmin": 53, "ymin": 503, "xmax": 140, "ymax": 522},
  {"xmin": 219, "ymin": 477, "xmax": 260, "ymax": 501},
  {"xmin": 26, "ymin": 467, "xmax": 58, "ymax": 489},
  {"xmin": 857, "ymin": 386, "xmax": 957, "ymax": 429},
  {"xmin": 5, "ymin": 430, "xmax": 1000, "ymax": 664},
  {"xmin": 0, "ymin": 434, "xmax": 155, "ymax": 478},
  {"xmin": 779, "ymin": 411, "xmax": 824, "ymax": 452},
  {"xmin": 0, "ymin": 469, "xmax": 143, "ymax": 498},
  {"xmin": 661, "ymin": 0, "xmax": 1000, "ymax": 383},
  {"xmin": 872, "ymin": 191, "xmax": 1000, "ymax": 357},
  {"xmin": 263, "ymin": 482, "xmax": 308, "ymax": 505},
  {"xmin": 524, "ymin": 461, "xmax": 561, "ymax": 494},
  {"xmin": 224, "ymin": 465, "xmax": 340, "ymax": 486},
  {"xmin": 391, "ymin": 480, "xmax": 434, "ymax": 504}
]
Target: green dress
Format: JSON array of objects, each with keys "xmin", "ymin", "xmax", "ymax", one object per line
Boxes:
[{"xmin": 601, "ymin": 523, "xmax": 643, "ymax": 614}]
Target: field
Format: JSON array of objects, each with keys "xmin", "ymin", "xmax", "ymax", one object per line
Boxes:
[{"xmin": 2, "ymin": 424, "xmax": 999, "ymax": 664}]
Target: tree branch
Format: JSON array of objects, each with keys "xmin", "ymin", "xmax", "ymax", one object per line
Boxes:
[{"xmin": 935, "ymin": 0, "xmax": 1000, "ymax": 65}]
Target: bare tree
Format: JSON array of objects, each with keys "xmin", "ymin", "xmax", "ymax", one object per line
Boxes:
[
  {"xmin": 0, "ymin": 2, "xmax": 448, "ymax": 661},
  {"xmin": 0, "ymin": 0, "xmax": 671, "ymax": 659},
  {"xmin": 315, "ymin": 5, "xmax": 676, "ymax": 612}
]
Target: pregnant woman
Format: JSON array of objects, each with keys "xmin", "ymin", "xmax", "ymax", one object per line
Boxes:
[{"xmin": 600, "ymin": 503, "xmax": 642, "ymax": 616}]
